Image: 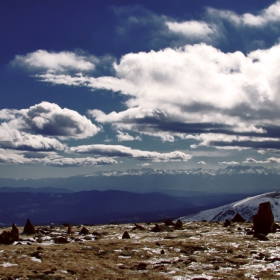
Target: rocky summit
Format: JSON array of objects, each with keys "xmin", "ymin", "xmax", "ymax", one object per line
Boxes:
[{"xmin": 0, "ymin": 217, "xmax": 280, "ymax": 279}]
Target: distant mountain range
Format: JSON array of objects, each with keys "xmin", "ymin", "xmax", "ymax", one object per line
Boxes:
[
  {"xmin": 0, "ymin": 190, "xmax": 199, "ymax": 226},
  {"xmin": 0, "ymin": 166, "xmax": 280, "ymax": 196},
  {"xmin": 181, "ymin": 190, "xmax": 280, "ymax": 222}
]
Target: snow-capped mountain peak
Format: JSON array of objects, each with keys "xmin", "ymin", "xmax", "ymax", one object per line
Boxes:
[{"xmin": 180, "ymin": 190, "xmax": 280, "ymax": 222}]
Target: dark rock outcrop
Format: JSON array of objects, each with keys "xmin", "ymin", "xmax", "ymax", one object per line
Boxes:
[
  {"xmin": 23, "ymin": 218, "xmax": 36, "ymax": 234},
  {"xmin": 223, "ymin": 219, "xmax": 231, "ymax": 227},
  {"xmin": 67, "ymin": 223, "xmax": 72, "ymax": 234},
  {"xmin": 151, "ymin": 224, "xmax": 163, "ymax": 232},
  {"xmin": 122, "ymin": 231, "xmax": 130, "ymax": 239},
  {"xmin": 164, "ymin": 219, "xmax": 175, "ymax": 226},
  {"xmin": 231, "ymin": 213, "xmax": 246, "ymax": 223},
  {"xmin": 79, "ymin": 226, "xmax": 89, "ymax": 235},
  {"xmin": 134, "ymin": 223, "xmax": 146, "ymax": 230},
  {"xmin": 175, "ymin": 219, "xmax": 183, "ymax": 228},
  {"xmin": 253, "ymin": 201, "xmax": 275, "ymax": 234},
  {"xmin": 55, "ymin": 237, "xmax": 70, "ymax": 244},
  {"xmin": 0, "ymin": 223, "xmax": 20, "ymax": 244}
]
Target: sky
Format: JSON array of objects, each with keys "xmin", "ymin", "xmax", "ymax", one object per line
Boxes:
[{"xmin": 1, "ymin": 0, "xmax": 280, "ymax": 179}]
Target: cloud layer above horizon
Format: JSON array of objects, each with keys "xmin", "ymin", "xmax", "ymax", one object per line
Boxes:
[{"xmin": 3, "ymin": 0, "xmax": 280, "ymax": 172}]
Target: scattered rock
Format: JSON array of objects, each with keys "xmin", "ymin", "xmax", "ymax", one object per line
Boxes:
[
  {"xmin": 223, "ymin": 219, "xmax": 231, "ymax": 227},
  {"xmin": 67, "ymin": 223, "xmax": 72, "ymax": 234},
  {"xmin": 151, "ymin": 224, "xmax": 163, "ymax": 232},
  {"xmin": 175, "ymin": 219, "xmax": 183, "ymax": 228},
  {"xmin": 54, "ymin": 237, "xmax": 69, "ymax": 244},
  {"xmin": 23, "ymin": 219, "xmax": 36, "ymax": 234},
  {"xmin": 254, "ymin": 233, "xmax": 269, "ymax": 241},
  {"xmin": 134, "ymin": 223, "xmax": 146, "ymax": 230},
  {"xmin": 122, "ymin": 231, "xmax": 130, "ymax": 239},
  {"xmin": 161, "ymin": 249, "xmax": 165, "ymax": 254},
  {"xmin": 67, "ymin": 269, "xmax": 76, "ymax": 275},
  {"xmin": 253, "ymin": 201, "xmax": 275, "ymax": 234},
  {"xmin": 79, "ymin": 226, "xmax": 89, "ymax": 235},
  {"xmin": 30, "ymin": 251, "xmax": 42, "ymax": 259},
  {"xmin": 231, "ymin": 213, "xmax": 246, "ymax": 223},
  {"xmin": 136, "ymin": 262, "xmax": 147, "ymax": 270},
  {"xmin": 84, "ymin": 236, "xmax": 92, "ymax": 240},
  {"xmin": 164, "ymin": 219, "xmax": 175, "ymax": 226}
]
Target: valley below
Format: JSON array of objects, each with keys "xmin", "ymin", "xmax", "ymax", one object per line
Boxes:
[{"xmin": 1, "ymin": 220, "xmax": 280, "ymax": 279}]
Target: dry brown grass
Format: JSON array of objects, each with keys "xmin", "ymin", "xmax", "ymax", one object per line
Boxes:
[{"xmin": 1, "ymin": 221, "xmax": 280, "ymax": 279}]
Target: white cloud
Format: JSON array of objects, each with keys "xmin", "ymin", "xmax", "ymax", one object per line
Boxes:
[
  {"xmin": 219, "ymin": 161, "xmax": 240, "ymax": 165},
  {"xmin": 0, "ymin": 149, "xmax": 40, "ymax": 164},
  {"xmin": 69, "ymin": 144, "xmax": 192, "ymax": 162},
  {"xmin": 0, "ymin": 148, "xmax": 118, "ymax": 167},
  {"xmin": 86, "ymin": 43, "xmax": 280, "ymax": 148},
  {"xmin": 242, "ymin": 157, "xmax": 280, "ymax": 164},
  {"xmin": 138, "ymin": 163, "xmax": 152, "ymax": 167},
  {"xmin": 189, "ymin": 133, "xmax": 280, "ymax": 150},
  {"xmin": 0, "ymin": 102, "xmax": 100, "ymax": 140},
  {"xmin": 166, "ymin": 21, "xmax": 217, "ymax": 38},
  {"xmin": 14, "ymin": 37, "xmax": 280, "ymax": 150},
  {"xmin": 208, "ymin": 1, "xmax": 280, "ymax": 27},
  {"xmin": 44, "ymin": 157, "xmax": 118, "ymax": 167},
  {"xmin": 116, "ymin": 131, "xmax": 141, "ymax": 142},
  {"xmin": 0, "ymin": 124, "xmax": 65, "ymax": 151},
  {"xmin": 12, "ymin": 50, "xmax": 96, "ymax": 72},
  {"xmin": 197, "ymin": 161, "xmax": 206, "ymax": 165}
]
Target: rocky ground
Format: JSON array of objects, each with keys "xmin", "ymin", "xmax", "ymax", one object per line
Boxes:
[{"xmin": 0, "ymin": 221, "xmax": 280, "ymax": 280}]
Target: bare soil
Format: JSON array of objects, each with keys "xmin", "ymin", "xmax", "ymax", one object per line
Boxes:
[{"xmin": 1, "ymin": 221, "xmax": 280, "ymax": 279}]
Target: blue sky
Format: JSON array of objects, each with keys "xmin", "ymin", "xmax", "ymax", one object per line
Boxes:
[{"xmin": 1, "ymin": 0, "xmax": 280, "ymax": 179}]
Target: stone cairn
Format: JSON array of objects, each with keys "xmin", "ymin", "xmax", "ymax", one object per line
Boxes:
[
  {"xmin": 0, "ymin": 223, "xmax": 20, "ymax": 244},
  {"xmin": 253, "ymin": 201, "xmax": 276, "ymax": 234},
  {"xmin": 23, "ymin": 218, "xmax": 36, "ymax": 234}
]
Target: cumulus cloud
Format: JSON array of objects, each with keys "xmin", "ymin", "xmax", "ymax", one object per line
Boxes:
[
  {"xmin": 197, "ymin": 161, "xmax": 206, "ymax": 165},
  {"xmin": 0, "ymin": 148, "xmax": 117, "ymax": 167},
  {"xmin": 138, "ymin": 163, "xmax": 152, "ymax": 167},
  {"xmin": 43, "ymin": 157, "xmax": 118, "ymax": 167},
  {"xmin": 10, "ymin": 3, "xmax": 280, "ymax": 152},
  {"xmin": 69, "ymin": 144, "xmax": 192, "ymax": 162},
  {"xmin": 208, "ymin": 1, "xmax": 280, "ymax": 27},
  {"xmin": 0, "ymin": 124, "xmax": 65, "ymax": 151},
  {"xmin": 116, "ymin": 131, "xmax": 141, "ymax": 142},
  {"xmin": 0, "ymin": 102, "xmax": 100, "ymax": 140},
  {"xmin": 27, "ymin": 43, "xmax": 280, "ymax": 149},
  {"xmin": 166, "ymin": 21, "xmax": 217, "ymax": 39},
  {"xmin": 12, "ymin": 50, "xmax": 96, "ymax": 73},
  {"xmin": 111, "ymin": 5, "xmax": 220, "ymax": 51},
  {"xmin": 242, "ymin": 157, "xmax": 280, "ymax": 164},
  {"xmin": 85, "ymin": 43, "xmax": 280, "ymax": 149},
  {"xmin": 0, "ymin": 149, "xmax": 41, "ymax": 165},
  {"xmin": 219, "ymin": 161, "xmax": 240, "ymax": 165},
  {"xmin": 189, "ymin": 133, "xmax": 280, "ymax": 150}
]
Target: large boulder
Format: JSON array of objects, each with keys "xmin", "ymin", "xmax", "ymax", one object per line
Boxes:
[
  {"xmin": 253, "ymin": 201, "xmax": 276, "ymax": 234},
  {"xmin": 23, "ymin": 218, "xmax": 36, "ymax": 234}
]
